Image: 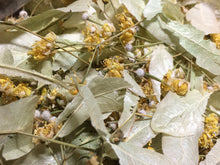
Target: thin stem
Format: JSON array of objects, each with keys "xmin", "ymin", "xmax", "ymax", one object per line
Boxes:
[
  {"xmin": 0, "ymin": 131, "xmax": 96, "ymax": 152},
  {"xmin": 0, "ymin": 22, "xmax": 89, "ymax": 65},
  {"xmin": 110, "ymin": 105, "xmax": 138, "ymax": 143}
]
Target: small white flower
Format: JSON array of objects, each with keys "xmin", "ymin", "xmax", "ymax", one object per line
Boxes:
[
  {"xmin": 41, "ymin": 110, "xmax": 51, "ymax": 121},
  {"xmin": 82, "ymin": 12, "xmax": 90, "ymax": 20},
  {"xmin": 125, "ymin": 43, "xmax": 133, "ymax": 51},
  {"xmin": 136, "ymin": 68, "xmax": 145, "ymax": 77},
  {"xmin": 35, "ymin": 110, "xmax": 41, "ymax": 118}
]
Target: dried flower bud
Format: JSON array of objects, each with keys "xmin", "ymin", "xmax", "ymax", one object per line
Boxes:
[
  {"xmin": 82, "ymin": 12, "xmax": 90, "ymax": 20},
  {"xmin": 35, "ymin": 110, "xmax": 41, "ymax": 118},
  {"xmin": 136, "ymin": 68, "xmax": 145, "ymax": 77},
  {"xmin": 19, "ymin": 10, "xmax": 28, "ymax": 18},
  {"xmin": 41, "ymin": 110, "xmax": 51, "ymax": 121},
  {"xmin": 125, "ymin": 43, "xmax": 133, "ymax": 51}
]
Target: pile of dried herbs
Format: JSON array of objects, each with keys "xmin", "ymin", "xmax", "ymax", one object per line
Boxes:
[{"xmin": 0, "ymin": 0, "xmax": 220, "ymax": 164}]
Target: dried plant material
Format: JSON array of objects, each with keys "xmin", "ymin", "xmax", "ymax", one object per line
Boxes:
[{"xmin": 186, "ymin": 3, "xmax": 220, "ymax": 34}]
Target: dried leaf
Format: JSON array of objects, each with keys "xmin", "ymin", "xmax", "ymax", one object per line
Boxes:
[
  {"xmin": 125, "ymin": 120, "xmax": 157, "ymax": 147},
  {"xmin": 143, "ymin": 0, "xmax": 162, "ymax": 20},
  {"xmin": 161, "ymin": 20, "xmax": 220, "ymax": 75},
  {"xmin": 111, "ymin": 142, "xmax": 176, "ymax": 165},
  {"xmin": 186, "ymin": 3, "xmax": 220, "ymax": 34},
  {"xmin": 123, "ymin": 70, "xmax": 145, "ymax": 97},
  {"xmin": 80, "ymin": 86, "xmax": 108, "ymax": 135},
  {"xmin": 118, "ymin": 91, "xmax": 139, "ymax": 137},
  {"xmin": 149, "ymin": 44, "xmax": 173, "ymax": 101},
  {"xmin": 151, "ymin": 90, "xmax": 211, "ymax": 136},
  {"xmin": 0, "ymin": 96, "xmax": 38, "ymax": 160},
  {"xmin": 162, "ymin": 129, "xmax": 202, "ymax": 165}
]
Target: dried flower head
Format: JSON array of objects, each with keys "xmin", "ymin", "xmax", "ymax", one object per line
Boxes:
[
  {"xmin": 199, "ymin": 113, "xmax": 219, "ymax": 149},
  {"xmin": 103, "ymin": 56, "xmax": 124, "ymax": 78},
  {"xmin": 28, "ymin": 32, "xmax": 57, "ymax": 60}
]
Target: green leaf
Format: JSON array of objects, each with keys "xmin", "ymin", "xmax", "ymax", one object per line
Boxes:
[
  {"xmin": 149, "ymin": 44, "xmax": 173, "ymax": 101},
  {"xmin": 0, "ymin": 96, "xmax": 38, "ymax": 160},
  {"xmin": 110, "ymin": 142, "xmax": 176, "ymax": 165},
  {"xmin": 118, "ymin": 91, "xmax": 139, "ymax": 137},
  {"xmin": 125, "ymin": 120, "xmax": 157, "ymax": 147},
  {"xmin": 151, "ymin": 90, "xmax": 211, "ymax": 136},
  {"xmin": 161, "ymin": 20, "xmax": 220, "ymax": 75},
  {"xmin": 143, "ymin": 0, "xmax": 162, "ymax": 20}
]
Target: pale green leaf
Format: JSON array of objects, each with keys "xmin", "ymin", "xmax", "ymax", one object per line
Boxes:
[
  {"xmin": 12, "ymin": 144, "xmax": 58, "ymax": 165},
  {"xmin": 143, "ymin": 17, "xmax": 174, "ymax": 45},
  {"xmin": 199, "ymin": 139, "xmax": 220, "ymax": 165},
  {"xmin": 186, "ymin": 3, "xmax": 220, "ymax": 34},
  {"xmin": 161, "ymin": 20, "xmax": 220, "ymax": 75},
  {"xmin": 125, "ymin": 120, "xmax": 157, "ymax": 147},
  {"xmin": 208, "ymin": 90, "xmax": 220, "ymax": 111},
  {"xmin": 111, "ymin": 142, "xmax": 176, "ymax": 165},
  {"xmin": 56, "ymin": 77, "xmax": 129, "ymax": 137},
  {"xmin": 123, "ymin": 70, "xmax": 145, "ymax": 97},
  {"xmin": 88, "ymin": 77, "xmax": 131, "ymax": 96},
  {"xmin": 151, "ymin": 90, "xmax": 211, "ymax": 136},
  {"xmin": 96, "ymin": 91, "xmax": 124, "ymax": 113},
  {"xmin": 149, "ymin": 44, "xmax": 173, "ymax": 101},
  {"xmin": 53, "ymin": 51, "xmax": 77, "ymax": 71},
  {"xmin": 118, "ymin": 91, "xmax": 139, "ymax": 137},
  {"xmin": 143, "ymin": 0, "xmax": 162, "ymax": 20},
  {"xmin": 0, "ymin": 96, "xmax": 38, "ymax": 160},
  {"xmin": 80, "ymin": 86, "xmax": 108, "ymax": 135},
  {"xmin": 162, "ymin": 129, "xmax": 202, "ymax": 165},
  {"xmin": 0, "ymin": 48, "xmax": 14, "ymax": 65}
]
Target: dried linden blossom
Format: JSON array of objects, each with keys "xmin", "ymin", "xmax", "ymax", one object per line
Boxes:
[
  {"xmin": 0, "ymin": 75, "xmax": 31, "ymax": 98},
  {"xmin": 210, "ymin": 33, "xmax": 220, "ymax": 49},
  {"xmin": 28, "ymin": 32, "xmax": 57, "ymax": 60},
  {"xmin": 33, "ymin": 120, "xmax": 62, "ymax": 144},
  {"xmin": 103, "ymin": 56, "xmax": 124, "ymax": 78},
  {"xmin": 199, "ymin": 113, "xmax": 219, "ymax": 149},
  {"xmin": 162, "ymin": 70, "xmax": 189, "ymax": 96},
  {"xmin": 116, "ymin": 6, "xmax": 137, "ymax": 45},
  {"xmin": 83, "ymin": 23, "xmax": 115, "ymax": 52}
]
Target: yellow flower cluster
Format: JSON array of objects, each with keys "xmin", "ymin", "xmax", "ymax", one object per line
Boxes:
[
  {"xmin": 33, "ymin": 121, "xmax": 62, "ymax": 144},
  {"xmin": 28, "ymin": 32, "xmax": 57, "ymax": 60},
  {"xmin": 103, "ymin": 56, "xmax": 124, "ymax": 78},
  {"xmin": 162, "ymin": 70, "xmax": 189, "ymax": 96},
  {"xmin": 199, "ymin": 113, "xmax": 219, "ymax": 149},
  {"xmin": 83, "ymin": 23, "xmax": 115, "ymax": 52},
  {"xmin": 0, "ymin": 75, "xmax": 32, "ymax": 98},
  {"xmin": 210, "ymin": 33, "xmax": 220, "ymax": 49},
  {"xmin": 116, "ymin": 7, "xmax": 137, "ymax": 44}
]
